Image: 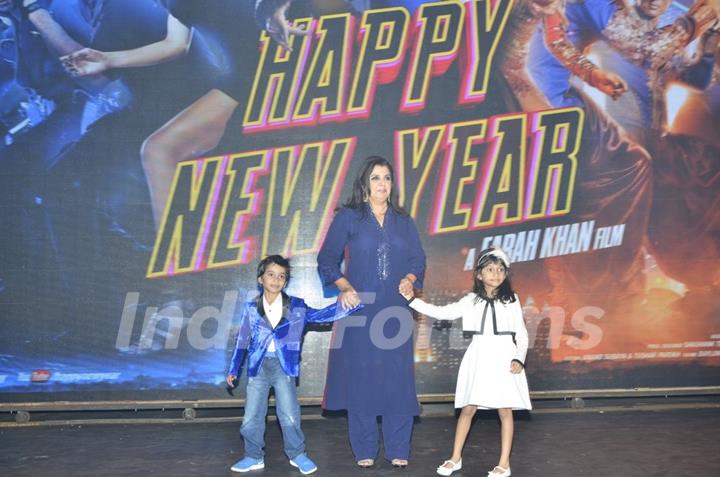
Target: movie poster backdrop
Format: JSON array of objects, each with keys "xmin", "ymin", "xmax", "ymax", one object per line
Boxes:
[{"xmin": 1, "ymin": 0, "xmax": 718, "ymax": 400}]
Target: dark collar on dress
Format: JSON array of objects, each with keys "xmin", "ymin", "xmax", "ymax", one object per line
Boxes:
[{"xmin": 474, "ymin": 297, "xmax": 516, "ymax": 343}]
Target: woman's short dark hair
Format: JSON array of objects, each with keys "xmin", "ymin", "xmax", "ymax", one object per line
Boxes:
[
  {"xmin": 256, "ymin": 254, "xmax": 291, "ymax": 282},
  {"xmin": 342, "ymin": 155, "xmax": 407, "ymax": 216},
  {"xmin": 472, "ymin": 248, "xmax": 516, "ymax": 304}
]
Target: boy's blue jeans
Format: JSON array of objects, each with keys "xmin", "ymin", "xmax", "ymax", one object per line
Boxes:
[{"xmin": 241, "ymin": 354, "xmax": 305, "ymax": 460}]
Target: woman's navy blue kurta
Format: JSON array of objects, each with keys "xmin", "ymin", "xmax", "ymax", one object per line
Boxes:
[{"xmin": 317, "ymin": 204, "xmax": 426, "ymax": 416}]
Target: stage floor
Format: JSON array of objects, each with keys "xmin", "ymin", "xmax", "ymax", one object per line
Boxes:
[{"xmin": 1, "ymin": 405, "xmax": 719, "ymax": 476}]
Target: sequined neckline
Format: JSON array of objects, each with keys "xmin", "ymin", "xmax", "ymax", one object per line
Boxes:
[{"xmin": 366, "ymin": 203, "xmax": 391, "ymax": 281}]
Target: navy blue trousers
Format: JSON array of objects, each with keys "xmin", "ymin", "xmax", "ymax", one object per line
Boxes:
[{"xmin": 348, "ymin": 413, "xmax": 413, "ymax": 461}]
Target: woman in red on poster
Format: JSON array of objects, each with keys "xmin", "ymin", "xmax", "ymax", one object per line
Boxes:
[{"xmin": 60, "ymin": 0, "xmax": 306, "ymax": 228}]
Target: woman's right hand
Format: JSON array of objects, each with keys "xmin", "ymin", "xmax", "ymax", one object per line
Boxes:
[
  {"xmin": 398, "ymin": 287, "xmax": 414, "ymax": 301},
  {"xmin": 61, "ymin": 48, "xmax": 112, "ymax": 76},
  {"xmin": 338, "ymin": 287, "xmax": 361, "ymax": 309}
]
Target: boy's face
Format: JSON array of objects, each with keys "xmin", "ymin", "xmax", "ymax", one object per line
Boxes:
[{"xmin": 257, "ymin": 262, "xmax": 288, "ymax": 295}]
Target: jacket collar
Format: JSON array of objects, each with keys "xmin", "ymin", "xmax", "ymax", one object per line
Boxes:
[{"xmin": 256, "ymin": 291, "xmax": 291, "ymax": 329}]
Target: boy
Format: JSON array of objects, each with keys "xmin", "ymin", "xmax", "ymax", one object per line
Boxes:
[{"xmin": 226, "ymin": 255, "xmax": 359, "ymax": 474}]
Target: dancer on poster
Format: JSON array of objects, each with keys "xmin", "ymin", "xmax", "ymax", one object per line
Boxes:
[
  {"xmin": 529, "ymin": 0, "xmax": 717, "ymax": 140},
  {"xmin": 400, "ymin": 247, "xmax": 530, "ymax": 477},
  {"xmin": 61, "ymin": 0, "xmax": 306, "ymax": 228},
  {"xmin": 531, "ymin": 0, "xmax": 720, "ymax": 312}
]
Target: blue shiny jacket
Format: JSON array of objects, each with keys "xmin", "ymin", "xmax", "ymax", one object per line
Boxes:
[{"xmin": 227, "ymin": 292, "xmax": 358, "ymax": 378}]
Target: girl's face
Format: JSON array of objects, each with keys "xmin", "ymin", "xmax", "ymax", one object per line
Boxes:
[
  {"xmin": 478, "ymin": 261, "xmax": 507, "ymax": 294},
  {"xmin": 367, "ymin": 165, "xmax": 392, "ymax": 204}
]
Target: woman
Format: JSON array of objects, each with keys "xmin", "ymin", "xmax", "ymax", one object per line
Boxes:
[
  {"xmin": 61, "ymin": 0, "xmax": 306, "ymax": 228},
  {"xmin": 317, "ymin": 155, "xmax": 426, "ymax": 468}
]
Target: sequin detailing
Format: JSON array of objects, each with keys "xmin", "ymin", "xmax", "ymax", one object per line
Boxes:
[
  {"xmin": 376, "ymin": 215, "xmax": 390, "ymax": 281},
  {"xmin": 544, "ymin": 12, "xmax": 598, "ymax": 84}
]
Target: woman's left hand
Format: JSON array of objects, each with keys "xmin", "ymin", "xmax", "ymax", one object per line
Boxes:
[{"xmin": 398, "ymin": 277, "xmax": 414, "ymax": 297}]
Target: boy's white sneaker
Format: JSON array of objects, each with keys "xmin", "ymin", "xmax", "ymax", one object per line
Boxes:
[
  {"xmin": 231, "ymin": 456, "xmax": 265, "ymax": 472},
  {"xmin": 289, "ymin": 453, "xmax": 318, "ymax": 475}
]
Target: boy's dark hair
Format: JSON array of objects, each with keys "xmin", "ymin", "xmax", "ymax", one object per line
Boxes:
[
  {"xmin": 472, "ymin": 248, "xmax": 516, "ymax": 304},
  {"xmin": 256, "ymin": 254, "xmax": 291, "ymax": 282}
]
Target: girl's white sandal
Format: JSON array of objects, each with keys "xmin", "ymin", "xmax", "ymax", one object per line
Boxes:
[
  {"xmin": 436, "ymin": 459, "xmax": 462, "ymax": 476},
  {"xmin": 488, "ymin": 465, "xmax": 511, "ymax": 477}
]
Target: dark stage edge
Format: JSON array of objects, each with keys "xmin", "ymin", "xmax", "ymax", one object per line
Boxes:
[{"xmin": 2, "ymin": 405, "xmax": 720, "ymax": 476}]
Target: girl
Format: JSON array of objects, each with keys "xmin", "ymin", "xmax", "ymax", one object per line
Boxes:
[{"xmin": 399, "ymin": 247, "xmax": 530, "ymax": 477}]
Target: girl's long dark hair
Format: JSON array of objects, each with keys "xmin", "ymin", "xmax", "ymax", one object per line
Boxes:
[
  {"xmin": 341, "ymin": 155, "xmax": 407, "ymax": 217},
  {"xmin": 472, "ymin": 248, "xmax": 516, "ymax": 304}
]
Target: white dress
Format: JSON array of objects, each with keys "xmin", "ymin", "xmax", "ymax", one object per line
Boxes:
[{"xmin": 410, "ymin": 293, "xmax": 532, "ymax": 410}]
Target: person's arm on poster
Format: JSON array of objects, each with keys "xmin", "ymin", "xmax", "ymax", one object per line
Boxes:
[
  {"xmin": 21, "ymin": 0, "xmax": 126, "ymax": 100},
  {"xmin": 61, "ymin": 13, "xmax": 192, "ymax": 76},
  {"xmin": 22, "ymin": 0, "xmax": 82, "ymax": 56},
  {"xmin": 543, "ymin": 0, "xmax": 717, "ymax": 99},
  {"xmin": 255, "ymin": 0, "xmax": 308, "ymax": 51},
  {"xmin": 543, "ymin": 8, "xmax": 628, "ymax": 100},
  {"xmin": 62, "ymin": 0, "xmax": 308, "ymax": 76},
  {"xmin": 501, "ymin": 1, "xmax": 567, "ymax": 111},
  {"xmin": 673, "ymin": 25, "xmax": 720, "ymax": 89},
  {"xmin": 679, "ymin": 0, "xmax": 719, "ymax": 43}
]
